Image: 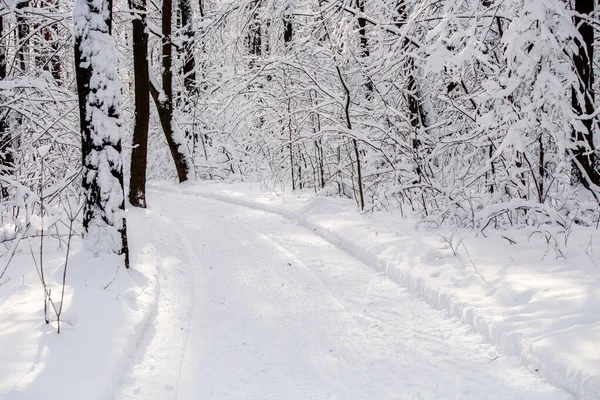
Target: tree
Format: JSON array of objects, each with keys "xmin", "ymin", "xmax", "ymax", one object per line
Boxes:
[
  {"xmin": 15, "ymin": 0, "xmax": 29, "ymax": 73},
  {"xmin": 128, "ymin": 0, "xmax": 151, "ymax": 208},
  {"xmin": 179, "ymin": 0, "xmax": 196, "ymax": 94},
  {"xmin": 355, "ymin": 0, "xmax": 373, "ymax": 96},
  {"xmin": 0, "ymin": 14, "xmax": 12, "ymax": 197},
  {"xmin": 148, "ymin": 0, "xmax": 194, "ymax": 183},
  {"xmin": 571, "ymin": 0, "xmax": 600, "ymax": 193},
  {"xmin": 74, "ymin": 0, "xmax": 129, "ymax": 265},
  {"xmin": 118, "ymin": 0, "xmax": 600, "ymax": 228},
  {"xmin": 39, "ymin": 0, "xmax": 62, "ymax": 81},
  {"xmin": 130, "ymin": 0, "xmax": 195, "ymax": 206},
  {"xmin": 246, "ymin": 0, "xmax": 262, "ymax": 65},
  {"xmin": 396, "ymin": 0, "xmax": 424, "ymax": 177}
]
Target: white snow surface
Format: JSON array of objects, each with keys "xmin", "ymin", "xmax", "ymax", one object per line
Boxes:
[
  {"xmin": 0, "ymin": 213, "xmax": 159, "ymax": 399},
  {"xmin": 0, "ymin": 181, "xmax": 596, "ymax": 399},
  {"xmin": 148, "ymin": 181, "xmax": 597, "ymax": 400}
]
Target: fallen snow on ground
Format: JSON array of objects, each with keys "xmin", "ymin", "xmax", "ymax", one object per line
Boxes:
[
  {"xmin": 0, "ymin": 207, "xmax": 160, "ymax": 400},
  {"xmin": 0, "ymin": 181, "xmax": 595, "ymax": 399},
  {"xmin": 150, "ymin": 180, "xmax": 599, "ymax": 400},
  {"xmin": 117, "ymin": 186, "xmax": 572, "ymax": 400}
]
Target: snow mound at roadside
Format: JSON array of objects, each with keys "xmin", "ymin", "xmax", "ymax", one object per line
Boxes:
[{"xmin": 0, "ymin": 209, "xmax": 160, "ymax": 400}]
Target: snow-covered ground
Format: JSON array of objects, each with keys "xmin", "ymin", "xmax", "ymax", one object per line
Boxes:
[
  {"xmin": 152, "ymin": 181, "xmax": 599, "ymax": 399},
  {"xmin": 0, "ymin": 181, "xmax": 597, "ymax": 399},
  {"xmin": 0, "ymin": 208, "xmax": 160, "ymax": 399}
]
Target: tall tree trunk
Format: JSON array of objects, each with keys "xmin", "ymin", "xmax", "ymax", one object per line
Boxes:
[
  {"xmin": 309, "ymin": 89, "xmax": 326, "ymax": 189},
  {"xmin": 355, "ymin": 0, "xmax": 373, "ymax": 96},
  {"xmin": 74, "ymin": 0, "xmax": 129, "ymax": 266},
  {"xmin": 149, "ymin": 79, "xmax": 192, "ymax": 182},
  {"xmin": 283, "ymin": 9, "xmax": 295, "ymax": 189},
  {"xmin": 179, "ymin": 0, "xmax": 195, "ymax": 94},
  {"xmin": 572, "ymin": 0, "xmax": 600, "ymax": 192},
  {"xmin": 249, "ymin": 21, "xmax": 261, "ymax": 57},
  {"xmin": 162, "ymin": 0, "xmax": 173, "ymax": 117},
  {"xmin": 148, "ymin": 0, "xmax": 192, "ymax": 183},
  {"xmin": 178, "ymin": 0, "xmax": 197, "ymax": 153},
  {"xmin": 396, "ymin": 0, "xmax": 424, "ymax": 182},
  {"xmin": 129, "ymin": 0, "xmax": 150, "ymax": 207},
  {"xmin": 41, "ymin": 0, "xmax": 62, "ymax": 81},
  {"xmin": 247, "ymin": 1, "xmax": 262, "ymax": 67},
  {"xmin": 0, "ymin": 15, "xmax": 12, "ymax": 197},
  {"xmin": 396, "ymin": 0, "xmax": 420, "ymax": 131},
  {"xmin": 16, "ymin": 0, "xmax": 29, "ymax": 73},
  {"xmin": 0, "ymin": 17, "xmax": 5, "ymax": 80},
  {"xmin": 284, "ymin": 12, "xmax": 293, "ymax": 44}
]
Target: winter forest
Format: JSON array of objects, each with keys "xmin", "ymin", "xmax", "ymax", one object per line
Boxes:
[{"xmin": 1, "ymin": 0, "xmax": 600, "ymax": 399}]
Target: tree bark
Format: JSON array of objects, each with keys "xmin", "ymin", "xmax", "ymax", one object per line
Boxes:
[
  {"xmin": 283, "ymin": 9, "xmax": 295, "ymax": 189},
  {"xmin": 162, "ymin": 0, "xmax": 173, "ymax": 107},
  {"xmin": 150, "ymin": 0, "xmax": 192, "ymax": 183},
  {"xmin": 284, "ymin": 12, "xmax": 293, "ymax": 44},
  {"xmin": 74, "ymin": 0, "xmax": 129, "ymax": 266},
  {"xmin": 355, "ymin": 0, "xmax": 373, "ymax": 96},
  {"xmin": 0, "ymin": 17, "xmax": 5, "ymax": 81},
  {"xmin": 247, "ymin": 1, "xmax": 262, "ymax": 67},
  {"xmin": 396, "ymin": 0, "xmax": 424, "ymax": 181},
  {"xmin": 396, "ymin": 0, "xmax": 420, "ymax": 131},
  {"xmin": 128, "ymin": 0, "xmax": 150, "ymax": 207},
  {"xmin": 16, "ymin": 0, "xmax": 29, "ymax": 73},
  {"xmin": 149, "ymin": 77, "xmax": 191, "ymax": 182},
  {"xmin": 0, "ymin": 15, "xmax": 12, "ymax": 197},
  {"xmin": 41, "ymin": 0, "xmax": 62, "ymax": 81},
  {"xmin": 572, "ymin": 0, "xmax": 600, "ymax": 191},
  {"xmin": 179, "ymin": 0, "xmax": 196, "ymax": 94}
]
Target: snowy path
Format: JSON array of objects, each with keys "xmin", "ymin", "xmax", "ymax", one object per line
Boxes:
[{"xmin": 115, "ymin": 190, "xmax": 572, "ymax": 400}]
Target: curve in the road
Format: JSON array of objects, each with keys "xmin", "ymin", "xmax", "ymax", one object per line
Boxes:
[{"xmin": 116, "ymin": 190, "xmax": 572, "ymax": 400}]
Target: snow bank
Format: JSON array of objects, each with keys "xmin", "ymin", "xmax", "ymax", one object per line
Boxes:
[
  {"xmin": 155, "ymin": 181, "xmax": 599, "ymax": 400},
  {"xmin": 0, "ymin": 207, "xmax": 160, "ymax": 400}
]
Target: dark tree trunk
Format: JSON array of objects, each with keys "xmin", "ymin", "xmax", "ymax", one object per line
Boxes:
[
  {"xmin": 396, "ymin": 0, "xmax": 424, "ymax": 181},
  {"xmin": 355, "ymin": 0, "xmax": 373, "ymax": 96},
  {"xmin": 75, "ymin": 0, "xmax": 129, "ymax": 267},
  {"xmin": 178, "ymin": 0, "xmax": 197, "ymax": 152},
  {"xmin": 179, "ymin": 0, "xmax": 196, "ymax": 94},
  {"xmin": 129, "ymin": 0, "xmax": 151, "ymax": 207},
  {"xmin": 249, "ymin": 21, "xmax": 261, "ymax": 57},
  {"xmin": 0, "ymin": 17, "xmax": 5, "ymax": 80},
  {"xmin": 396, "ymin": 0, "xmax": 420, "ymax": 131},
  {"xmin": 247, "ymin": 1, "xmax": 262, "ymax": 67},
  {"xmin": 147, "ymin": 0, "xmax": 192, "ymax": 183},
  {"xmin": 149, "ymin": 79, "xmax": 191, "ymax": 182},
  {"xmin": 356, "ymin": 0, "xmax": 368, "ymax": 57},
  {"xmin": 283, "ymin": 9, "xmax": 295, "ymax": 189},
  {"xmin": 16, "ymin": 0, "xmax": 29, "ymax": 73},
  {"xmin": 264, "ymin": 20, "xmax": 271, "ymax": 56},
  {"xmin": 309, "ymin": 89, "xmax": 326, "ymax": 189},
  {"xmin": 0, "ymin": 15, "xmax": 12, "ymax": 197},
  {"xmin": 41, "ymin": 0, "xmax": 62, "ymax": 81},
  {"xmin": 162, "ymin": 0, "xmax": 173, "ymax": 107},
  {"xmin": 572, "ymin": 0, "xmax": 600, "ymax": 191},
  {"xmin": 284, "ymin": 13, "xmax": 293, "ymax": 44}
]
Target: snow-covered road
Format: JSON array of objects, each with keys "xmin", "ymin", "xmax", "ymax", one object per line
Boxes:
[{"xmin": 115, "ymin": 190, "xmax": 572, "ymax": 400}]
